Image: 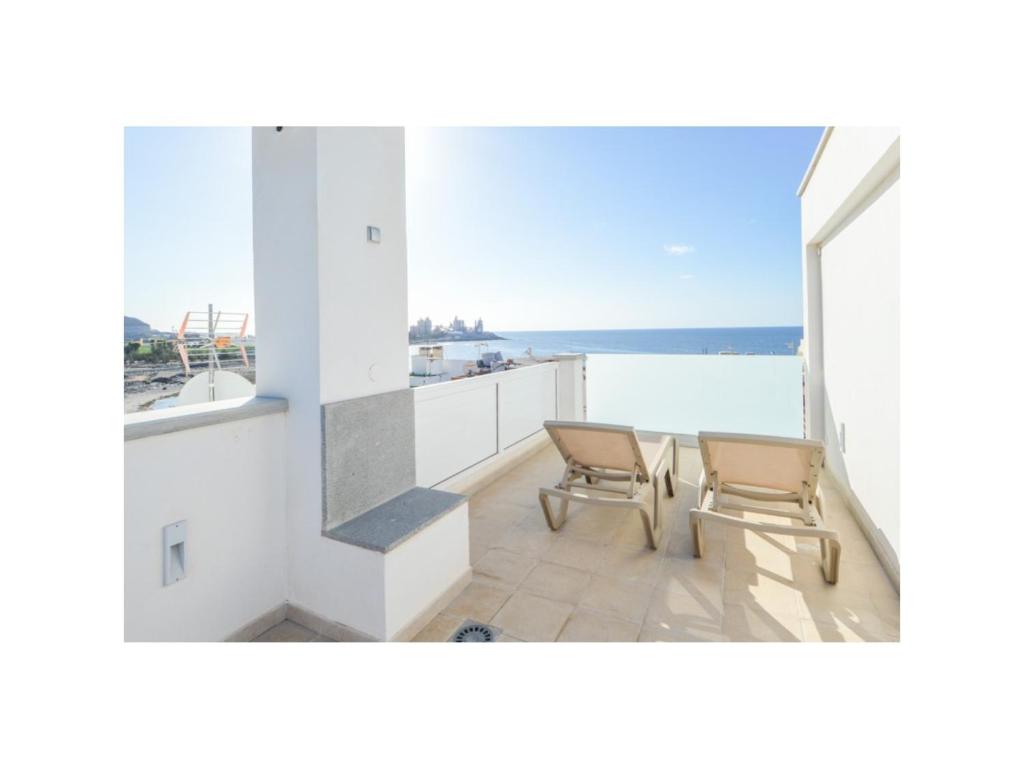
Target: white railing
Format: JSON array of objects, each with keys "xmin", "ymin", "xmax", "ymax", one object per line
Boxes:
[
  {"xmin": 585, "ymin": 353, "xmax": 805, "ymax": 438},
  {"xmin": 413, "ymin": 362, "xmax": 558, "ymax": 487}
]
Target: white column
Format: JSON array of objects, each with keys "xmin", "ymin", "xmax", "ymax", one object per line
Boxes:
[
  {"xmin": 801, "ymin": 244, "xmax": 824, "ymax": 441},
  {"xmin": 252, "ymin": 127, "xmax": 415, "ymax": 638},
  {"xmin": 554, "ymin": 353, "xmax": 586, "ymax": 421}
]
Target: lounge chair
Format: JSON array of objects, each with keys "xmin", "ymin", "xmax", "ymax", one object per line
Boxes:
[
  {"xmin": 539, "ymin": 420, "xmax": 678, "ymax": 549},
  {"xmin": 689, "ymin": 431, "xmax": 841, "ymax": 584}
]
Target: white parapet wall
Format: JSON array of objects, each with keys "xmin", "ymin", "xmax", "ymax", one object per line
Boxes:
[
  {"xmin": 800, "ymin": 126, "xmax": 901, "ymax": 586},
  {"xmin": 124, "ymin": 399, "xmax": 288, "ymax": 641},
  {"xmin": 413, "ymin": 362, "xmax": 560, "ymax": 488}
]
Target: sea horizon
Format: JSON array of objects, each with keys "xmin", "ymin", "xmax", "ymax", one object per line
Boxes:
[{"xmin": 410, "ymin": 325, "xmax": 803, "ymax": 360}]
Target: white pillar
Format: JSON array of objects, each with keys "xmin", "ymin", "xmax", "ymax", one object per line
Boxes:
[
  {"xmin": 801, "ymin": 244, "xmax": 824, "ymax": 441},
  {"xmin": 253, "ymin": 127, "xmax": 459, "ymax": 639},
  {"xmin": 554, "ymin": 353, "xmax": 586, "ymax": 421}
]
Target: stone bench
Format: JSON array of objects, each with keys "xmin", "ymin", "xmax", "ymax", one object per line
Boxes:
[{"xmin": 321, "ymin": 486, "xmax": 470, "ymax": 641}]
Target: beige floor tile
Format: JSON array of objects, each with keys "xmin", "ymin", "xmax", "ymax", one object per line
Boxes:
[
  {"xmin": 801, "ymin": 615, "xmax": 898, "ymax": 642},
  {"xmin": 724, "ymin": 579, "xmax": 801, "ymax": 620},
  {"xmin": 495, "ymin": 526, "xmax": 558, "ymax": 559},
  {"xmin": 870, "ymin": 591, "xmax": 901, "ymax": 626},
  {"xmin": 725, "ymin": 532, "xmax": 799, "ymax": 579},
  {"xmin": 557, "ymin": 608, "xmax": 641, "ymax": 642},
  {"xmin": 580, "ymin": 575, "xmax": 655, "ymax": 624},
  {"xmin": 560, "ymin": 506, "xmax": 629, "ymax": 544},
  {"xmin": 787, "ymin": 550, "xmax": 847, "ymax": 588},
  {"xmin": 253, "ymin": 620, "xmax": 317, "ymax": 642},
  {"xmin": 469, "ymin": 497, "xmax": 531, "ymax": 527},
  {"xmin": 541, "ymin": 536, "xmax": 609, "ymax": 572},
  {"xmin": 833, "ymin": 530, "xmax": 885, "ymax": 566},
  {"xmin": 597, "ymin": 546, "xmax": 663, "ymax": 584},
  {"xmin": 832, "ymin": 560, "xmax": 897, "ymax": 599},
  {"xmin": 491, "ymin": 591, "xmax": 574, "ymax": 642},
  {"xmin": 515, "ymin": 510, "xmax": 558, "ymax": 534},
  {"xmin": 443, "ymin": 580, "xmax": 514, "ymax": 624},
  {"xmin": 644, "ymin": 587, "xmax": 724, "ymax": 637},
  {"xmin": 473, "ymin": 548, "xmax": 538, "ymax": 588},
  {"xmin": 664, "ymin": 529, "xmax": 699, "ymax": 559},
  {"xmin": 520, "ymin": 562, "xmax": 591, "ymax": 603},
  {"xmin": 412, "ymin": 613, "xmax": 463, "ymax": 642},
  {"xmin": 469, "ymin": 518, "xmax": 511, "ymax": 551},
  {"xmin": 469, "ymin": 537, "xmax": 491, "ymax": 565},
  {"xmin": 609, "ymin": 513, "xmax": 667, "ymax": 551},
  {"xmin": 795, "ymin": 589, "xmax": 899, "ymax": 640},
  {"xmin": 638, "ymin": 622, "xmax": 730, "ymax": 642},
  {"xmin": 657, "ymin": 555, "xmax": 724, "ymax": 604},
  {"xmin": 721, "ymin": 603, "xmax": 803, "ymax": 641}
]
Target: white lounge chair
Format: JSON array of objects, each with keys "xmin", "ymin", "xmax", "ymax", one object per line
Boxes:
[
  {"xmin": 539, "ymin": 420, "xmax": 678, "ymax": 550},
  {"xmin": 689, "ymin": 431, "xmax": 841, "ymax": 583}
]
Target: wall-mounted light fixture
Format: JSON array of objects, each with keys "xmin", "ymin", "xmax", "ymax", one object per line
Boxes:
[{"xmin": 367, "ymin": 226, "xmax": 381, "ymax": 244}]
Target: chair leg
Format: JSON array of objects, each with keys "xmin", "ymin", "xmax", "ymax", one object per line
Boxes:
[
  {"xmin": 690, "ymin": 510, "xmax": 705, "ymax": 557},
  {"xmin": 637, "ymin": 506, "xmax": 662, "ymax": 550},
  {"xmin": 822, "ymin": 538, "xmax": 841, "ymax": 585},
  {"xmin": 664, "ymin": 467, "xmax": 675, "ymax": 498},
  {"xmin": 539, "ymin": 491, "xmax": 569, "ymax": 531}
]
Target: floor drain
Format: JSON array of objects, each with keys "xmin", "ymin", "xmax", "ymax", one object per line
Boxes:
[{"xmin": 450, "ymin": 620, "xmax": 500, "ymax": 642}]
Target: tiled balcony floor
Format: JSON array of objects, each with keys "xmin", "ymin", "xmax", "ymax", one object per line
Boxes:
[{"xmin": 415, "ymin": 441, "xmax": 900, "ymax": 642}]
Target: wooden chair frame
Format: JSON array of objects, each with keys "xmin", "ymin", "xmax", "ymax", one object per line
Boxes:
[{"xmin": 539, "ymin": 421, "xmax": 678, "ymax": 550}]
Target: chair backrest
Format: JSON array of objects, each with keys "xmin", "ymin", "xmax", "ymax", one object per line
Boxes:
[
  {"xmin": 544, "ymin": 420, "xmax": 650, "ymax": 480},
  {"xmin": 698, "ymin": 431, "xmax": 825, "ymax": 495}
]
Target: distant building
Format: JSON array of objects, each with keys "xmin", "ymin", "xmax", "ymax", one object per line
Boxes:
[
  {"xmin": 408, "ymin": 314, "xmax": 490, "ymax": 340},
  {"xmin": 409, "ymin": 317, "xmax": 433, "ymax": 339}
]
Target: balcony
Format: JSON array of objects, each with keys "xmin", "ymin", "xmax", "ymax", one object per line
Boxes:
[
  {"xmin": 403, "ymin": 354, "xmax": 898, "ymax": 642},
  {"xmin": 126, "ymin": 341, "xmax": 898, "ymax": 643},
  {"xmin": 414, "ymin": 439, "xmax": 898, "ymax": 642}
]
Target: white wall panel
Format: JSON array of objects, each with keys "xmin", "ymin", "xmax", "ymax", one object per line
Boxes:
[
  {"xmin": 414, "ymin": 380, "xmax": 497, "ymax": 487},
  {"xmin": 498, "ymin": 364, "xmax": 557, "ymax": 449}
]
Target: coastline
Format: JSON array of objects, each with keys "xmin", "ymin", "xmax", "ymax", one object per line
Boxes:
[{"xmin": 408, "ymin": 332, "xmax": 506, "ymax": 344}]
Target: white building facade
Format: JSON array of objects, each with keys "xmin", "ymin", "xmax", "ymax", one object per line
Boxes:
[{"xmin": 799, "ymin": 127, "xmax": 901, "ymax": 587}]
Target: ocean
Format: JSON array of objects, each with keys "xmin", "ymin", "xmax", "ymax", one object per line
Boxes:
[{"xmin": 409, "ymin": 326, "xmax": 803, "ymax": 361}]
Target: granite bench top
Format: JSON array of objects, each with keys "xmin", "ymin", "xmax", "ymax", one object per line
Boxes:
[{"xmin": 323, "ymin": 486, "xmax": 467, "ymax": 553}]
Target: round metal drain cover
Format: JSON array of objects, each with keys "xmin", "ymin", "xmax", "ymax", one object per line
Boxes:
[{"xmin": 451, "ymin": 622, "xmax": 497, "ymax": 642}]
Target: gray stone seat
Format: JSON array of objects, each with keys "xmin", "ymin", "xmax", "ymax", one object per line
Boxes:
[{"xmin": 324, "ymin": 487, "xmax": 466, "ymax": 553}]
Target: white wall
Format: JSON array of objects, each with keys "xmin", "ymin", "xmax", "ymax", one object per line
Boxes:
[
  {"xmin": 820, "ymin": 173, "xmax": 900, "ymax": 555},
  {"xmin": 383, "ymin": 503, "xmax": 469, "ymax": 638},
  {"xmin": 124, "ymin": 413, "xmax": 287, "ymax": 641},
  {"xmin": 415, "ymin": 377, "xmax": 498, "ymax": 486},
  {"xmin": 801, "ymin": 127, "xmax": 900, "ymax": 243},
  {"xmin": 253, "ymin": 127, "xmax": 440, "ymax": 637},
  {"xmin": 800, "ymin": 127, "xmax": 901, "ymax": 569},
  {"xmin": 414, "ymin": 363, "xmax": 559, "ymax": 487},
  {"xmin": 316, "ymin": 128, "xmax": 409, "ymax": 403}
]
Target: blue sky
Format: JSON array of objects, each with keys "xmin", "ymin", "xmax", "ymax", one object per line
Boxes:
[
  {"xmin": 124, "ymin": 127, "xmax": 254, "ymax": 334},
  {"xmin": 125, "ymin": 126, "xmax": 822, "ymax": 334}
]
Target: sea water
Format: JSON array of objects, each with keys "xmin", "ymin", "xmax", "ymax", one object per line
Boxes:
[{"xmin": 409, "ymin": 326, "xmax": 802, "ymax": 361}]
